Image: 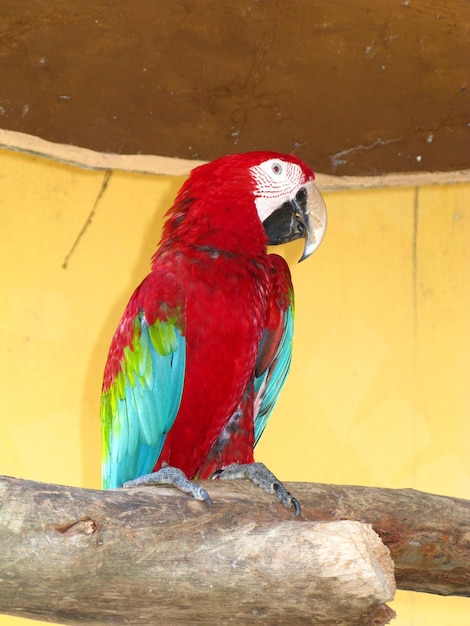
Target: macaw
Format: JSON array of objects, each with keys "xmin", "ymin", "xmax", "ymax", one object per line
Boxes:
[{"xmin": 100, "ymin": 151, "xmax": 327, "ymax": 514}]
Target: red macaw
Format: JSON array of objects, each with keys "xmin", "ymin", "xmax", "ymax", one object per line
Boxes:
[{"xmin": 100, "ymin": 151, "xmax": 326, "ymax": 513}]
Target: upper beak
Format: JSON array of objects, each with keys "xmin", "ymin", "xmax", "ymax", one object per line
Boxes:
[{"xmin": 297, "ymin": 180, "xmax": 327, "ymax": 262}]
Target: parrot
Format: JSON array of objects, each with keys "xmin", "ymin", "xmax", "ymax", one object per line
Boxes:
[{"xmin": 100, "ymin": 151, "xmax": 327, "ymax": 514}]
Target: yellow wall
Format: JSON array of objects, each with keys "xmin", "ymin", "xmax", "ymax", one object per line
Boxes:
[{"xmin": 1, "ymin": 148, "xmax": 468, "ymax": 624}]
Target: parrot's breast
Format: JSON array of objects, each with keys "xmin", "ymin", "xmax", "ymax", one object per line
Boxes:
[{"xmin": 154, "ymin": 249, "xmax": 270, "ymax": 478}]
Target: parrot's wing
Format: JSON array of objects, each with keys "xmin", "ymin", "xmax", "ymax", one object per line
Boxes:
[
  {"xmin": 253, "ymin": 255, "xmax": 294, "ymax": 446},
  {"xmin": 100, "ymin": 271, "xmax": 186, "ymax": 489}
]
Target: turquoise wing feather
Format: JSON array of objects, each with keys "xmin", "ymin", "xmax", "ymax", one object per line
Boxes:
[
  {"xmin": 254, "ymin": 259, "xmax": 294, "ymax": 446},
  {"xmin": 101, "ymin": 275, "xmax": 186, "ymax": 489},
  {"xmin": 254, "ymin": 302, "xmax": 294, "ymax": 445}
]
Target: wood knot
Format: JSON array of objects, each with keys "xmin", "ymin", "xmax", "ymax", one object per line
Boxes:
[{"xmin": 55, "ymin": 517, "xmax": 100, "ymax": 536}]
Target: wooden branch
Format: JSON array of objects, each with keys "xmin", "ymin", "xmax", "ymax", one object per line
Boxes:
[
  {"xmin": 290, "ymin": 481, "xmax": 470, "ymax": 597},
  {"xmin": 1, "ymin": 476, "xmax": 469, "ymax": 624},
  {"xmin": 0, "ymin": 476, "xmax": 397, "ymax": 625}
]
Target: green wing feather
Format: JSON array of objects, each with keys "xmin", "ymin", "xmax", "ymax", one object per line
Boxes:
[{"xmin": 101, "ymin": 274, "xmax": 186, "ymax": 489}]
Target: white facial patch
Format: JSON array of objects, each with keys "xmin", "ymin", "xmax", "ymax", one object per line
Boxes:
[{"xmin": 250, "ymin": 158, "xmax": 307, "ymax": 223}]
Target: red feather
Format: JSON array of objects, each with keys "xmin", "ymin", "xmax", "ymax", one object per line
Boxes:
[{"xmin": 152, "ymin": 244, "xmax": 271, "ymax": 478}]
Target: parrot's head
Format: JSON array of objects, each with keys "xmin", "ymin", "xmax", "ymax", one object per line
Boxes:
[
  {"xmin": 162, "ymin": 151, "xmax": 326, "ymax": 262},
  {"xmin": 248, "ymin": 152, "xmax": 327, "ymax": 262}
]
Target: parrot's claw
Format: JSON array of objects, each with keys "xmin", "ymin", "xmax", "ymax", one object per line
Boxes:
[
  {"xmin": 122, "ymin": 464, "xmax": 211, "ymax": 508},
  {"xmin": 213, "ymin": 461, "xmax": 300, "ymax": 516}
]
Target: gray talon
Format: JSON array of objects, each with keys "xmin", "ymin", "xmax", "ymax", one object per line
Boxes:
[
  {"xmin": 216, "ymin": 462, "xmax": 300, "ymax": 515},
  {"xmin": 122, "ymin": 466, "xmax": 211, "ymax": 508},
  {"xmin": 195, "ymin": 486, "xmax": 211, "ymax": 508},
  {"xmin": 291, "ymin": 497, "xmax": 301, "ymax": 517},
  {"xmin": 273, "ymin": 481, "xmax": 301, "ymax": 516}
]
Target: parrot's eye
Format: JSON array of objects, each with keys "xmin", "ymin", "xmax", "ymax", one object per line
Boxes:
[{"xmin": 271, "ymin": 162, "xmax": 283, "ymax": 176}]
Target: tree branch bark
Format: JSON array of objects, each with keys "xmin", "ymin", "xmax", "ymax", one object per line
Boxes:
[
  {"xmin": 290, "ymin": 481, "xmax": 470, "ymax": 597},
  {"xmin": 1, "ymin": 475, "xmax": 469, "ymax": 625}
]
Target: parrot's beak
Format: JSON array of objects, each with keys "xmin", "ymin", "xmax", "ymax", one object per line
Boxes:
[
  {"xmin": 298, "ymin": 181, "xmax": 327, "ymax": 262},
  {"xmin": 262, "ymin": 180, "xmax": 327, "ymax": 261}
]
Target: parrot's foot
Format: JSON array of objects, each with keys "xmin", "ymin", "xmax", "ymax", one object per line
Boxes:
[
  {"xmin": 122, "ymin": 464, "xmax": 211, "ymax": 508},
  {"xmin": 213, "ymin": 461, "xmax": 300, "ymax": 516}
]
